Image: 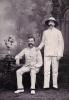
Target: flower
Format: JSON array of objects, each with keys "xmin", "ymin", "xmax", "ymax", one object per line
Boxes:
[{"xmin": 4, "ymin": 35, "xmax": 17, "ymax": 50}]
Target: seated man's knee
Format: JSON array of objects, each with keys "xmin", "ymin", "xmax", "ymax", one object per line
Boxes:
[
  {"xmin": 16, "ymin": 69, "xmax": 22, "ymax": 75},
  {"xmin": 30, "ymin": 69, "xmax": 36, "ymax": 75}
]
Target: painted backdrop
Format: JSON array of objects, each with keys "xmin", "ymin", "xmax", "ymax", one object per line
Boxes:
[{"xmin": 0, "ymin": 0, "xmax": 52, "ymax": 57}]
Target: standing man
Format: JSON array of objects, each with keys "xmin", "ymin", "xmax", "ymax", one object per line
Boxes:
[
  {"xmin": 14, "ymin": 36, "xmax": 43, "ymax": 94},
  {"xmin": 38, "ymin": 17, "xmax": 64, "ymax": 89}
]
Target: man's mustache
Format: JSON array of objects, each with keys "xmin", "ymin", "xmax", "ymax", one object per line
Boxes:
[{"xmin": 28, "ymin": 43, "xmax": 34, "ymax": 45}]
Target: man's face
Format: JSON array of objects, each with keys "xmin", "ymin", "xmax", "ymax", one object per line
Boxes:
[
  {"xmin": 28, "ymin": 38, "xmax": 35, "ymax": 48},
  {"xmin": 48, "ymin": 20, "xmax": 55, "ymax": 27}
]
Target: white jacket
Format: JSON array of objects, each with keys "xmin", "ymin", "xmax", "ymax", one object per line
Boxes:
[
  {"xmin": 39, "ymin": 27, "xmax": 64, "ymax": 57},
  {"xmin": 15, "ymin": 47, "xmax": 43, "ymax": 68}
]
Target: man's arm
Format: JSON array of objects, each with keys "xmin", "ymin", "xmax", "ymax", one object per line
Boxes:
[
  {"xmin": 15, "ymin": 49, "xmax": 25, "ymax": 65},
  {"xmin": 58, "ymin": 31, "xmax": 64, "ymax": 58},
  {"xmin": 38, "ymin": 32, "xmax": 45, "ymax": 50}
]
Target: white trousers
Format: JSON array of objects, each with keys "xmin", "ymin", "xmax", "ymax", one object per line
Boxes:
[
  {"xmin": 16, "ymin": 65, "xmax": 39, "ymax": 90},
  {"xmin": 44, "ymin": 57, "xmax": 59, "ymax": 88}
]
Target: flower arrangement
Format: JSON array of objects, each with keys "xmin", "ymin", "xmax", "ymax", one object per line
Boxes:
[{"xmin": 4, "ymin": 36, "xmax": 15, "ymax": 55}]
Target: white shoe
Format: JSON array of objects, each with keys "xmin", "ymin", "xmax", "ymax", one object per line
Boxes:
[
  {"xmin": 14, "ymin": 89, "xmax": 24, "ymax": 94},
  {"xmin": 53, "ymin": 85, "xmax": 58, "ymax": 89},
  {"xmin": 31, "ymin": 90, "xmax": 35, "ymax": 95}
]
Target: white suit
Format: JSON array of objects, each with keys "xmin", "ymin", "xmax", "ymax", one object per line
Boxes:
[
  {"xmin": 15, "ymin": 47, "xmax": 42, "ymax": 89},
  {"xmin": 39, "ymin": 27, "xmax": 64, "ymax": 88}
]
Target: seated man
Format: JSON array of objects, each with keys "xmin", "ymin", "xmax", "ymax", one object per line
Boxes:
[{"xmin": 14, "ymin": 36, "xmax": 43, "ymax": 94}]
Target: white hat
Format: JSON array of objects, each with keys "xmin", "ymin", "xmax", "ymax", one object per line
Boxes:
[{"xmin": 45, "ymin": 17, "xmax": 58, "ymax": 27}]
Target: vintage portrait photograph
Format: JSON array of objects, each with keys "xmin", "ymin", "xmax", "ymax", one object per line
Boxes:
[{"xmin": 0, "ymin": 0, "xmax": 69, "ymax": 100}]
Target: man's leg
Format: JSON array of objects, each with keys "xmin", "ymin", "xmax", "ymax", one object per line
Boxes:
[
  {"xmin": 14, "ymin": 66, "xmax": 30, "ymax": 93},
  {"xmin": 30, "ymin": 69, "xmax": 36, "ymax": 89},
  {"xmin": 30, "ymin": 68, "xmax": 40, "ymax": 88},
  {"xmin": 30, "ymin": 68, "xmax": 37, "ymax": 94},
  {"xmin": 44, "ymin": 57, "xmax": 51, "ymax": 88},
  {"xmin": 30, "ymin": 65, "xmax": 40, "ymax": 94},
  {"xmin": 52, "ymin": 57, "xmax": 59, "ymax": 88}
]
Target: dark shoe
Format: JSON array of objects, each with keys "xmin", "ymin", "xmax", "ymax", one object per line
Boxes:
[{"xmin": 44, "ymin": 88, "xmax": 50, "ymax": 91}]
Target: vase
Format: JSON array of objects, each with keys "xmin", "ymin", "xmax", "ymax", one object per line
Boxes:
[{"xmin": 8, "ymin": 49, "xmax": 11, "ymax": 55}]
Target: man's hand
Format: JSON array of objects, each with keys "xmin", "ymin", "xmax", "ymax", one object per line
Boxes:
[
  {"xmin": 16, "ymin": 59, "xmax": 20, "ymax": 65},
  {"xmin": 15, "ymin": 56, "xmax": 19, "ymax": 60},
  {"xmin": 57, "ymin": 56, "xmax": 61, "ymax": 60},
  {"xmin": 15, "ymin": 56, "xmax": 20, "ymax": 65},
  {"xmin": 30, "ymin": 64, "xmax": 36, "ymax": 69}
]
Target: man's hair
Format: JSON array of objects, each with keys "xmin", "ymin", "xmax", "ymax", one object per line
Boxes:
[{"xmin": 27, "ymin": 35, "xmax": 35, "ymax": 41}]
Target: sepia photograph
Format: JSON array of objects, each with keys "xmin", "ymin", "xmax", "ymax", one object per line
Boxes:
[{"xmin": 0, "ymin": 0, "xmax": 69, "ymax": 100}]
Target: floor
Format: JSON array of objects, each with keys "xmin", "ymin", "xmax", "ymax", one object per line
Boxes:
[
  {"xmin": 0, "ymin": 56, "xmax": 69, "ymax": 100},
  {"xmin": 0, "ymin": 88, "xmax": 69, "ymax": 100}
]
